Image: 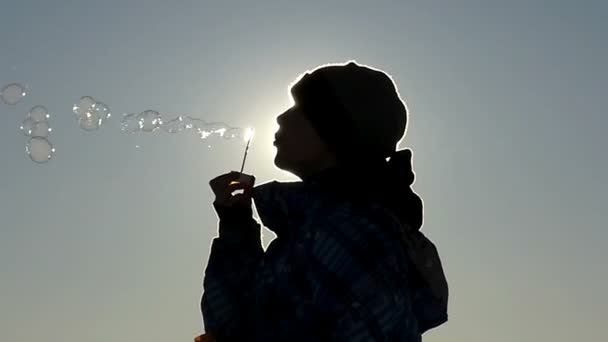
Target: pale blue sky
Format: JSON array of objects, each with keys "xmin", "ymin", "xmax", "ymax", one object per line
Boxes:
[{"xmin": 1, "ymin": 1, "xmax": 606, "ymax": 341}]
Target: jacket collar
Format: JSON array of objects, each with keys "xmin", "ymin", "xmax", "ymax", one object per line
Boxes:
[{"xmin": 251, "ymin": 177, "xmax": 337, "ymax": 238}]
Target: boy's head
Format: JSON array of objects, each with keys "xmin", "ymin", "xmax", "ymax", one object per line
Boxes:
[{"xmin": 273, "ymin": 61, "xmax": 409, "ymax": 179}]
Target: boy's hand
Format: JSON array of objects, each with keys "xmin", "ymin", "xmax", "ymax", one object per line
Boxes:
[{"xmin": 209, "ymin": 171, "xmax": 255, "ymax": 208}]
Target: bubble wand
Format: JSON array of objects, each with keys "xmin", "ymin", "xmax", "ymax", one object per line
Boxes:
[
  {"xmin": 240, "ymin": 127, "xmax": 254, "ymax": 173},
  {"xmin": 229, "ymin": 128, "xmax": 255, "ymax": 187}
]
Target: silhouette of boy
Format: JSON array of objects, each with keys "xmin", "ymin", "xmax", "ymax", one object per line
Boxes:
[{"xmin": 199, "ymin": 61, "xmax": 448, "ymax": 341}]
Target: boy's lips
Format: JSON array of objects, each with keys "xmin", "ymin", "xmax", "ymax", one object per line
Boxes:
[{"xmin": 274, "ymin": 134, "xmax": 285, "ymax": 143}]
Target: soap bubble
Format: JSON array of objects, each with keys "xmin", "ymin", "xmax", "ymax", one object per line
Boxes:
[
  {"xmin": 31, "ymin": 121, "xmax": 51, "ymax": 138},
  {"xmin": 20, "ymin": 118, "xmax": 36, "ymax": 136},
  {"xmin": 73, "ymin": 97, "xmax": 111, "ymax": 131},
  {"xmin": 189, "ymin": 117, "xmax": 205, "ymax": 130},
  {"xmin": 27, "ymin": 105, "xmax": 50, "ymax": 122},
  {"xmin": 91, "ymin": 101, "xmax": 111, "ymax": 123},
  {"xmin": 1, "ymin": 83, "xmax": 27, "ymax": 105},
  {"xmin": 223, "ymin": 127, "xmax": 248, "ymax": 140},
  {"xmin": 73, "ymin": 96, "xmax": 96, "ymax": 120},
  {"xmin": 121, "ymin": 113, "xmax": 140, "ymax": 133},
  {"xmin": 21, "ymin": 118, "xmax": 52, "ymax": 137},
  {"xmin": 137, "ymin": 110, "xmax": 162, "ymax": 132},
  {"xmin": 197, "ymin": 122, "xmax": 228, "ymax": 139},
  {"xmin": 182, "ymin": 116, "xmax": 199, "ymax": 129},
  {"xmin": 26, "ymin": 137, "xmax": 55, "ymax": 163},
  {"xmin": 162, "ymin": 115, "xmax": 199, "ymax": 133},
  {"xmin": 162, "ymin": 116, "xmax": 187, "ymax": 133},
  {"xmin": 79, "ymin": 115, "xmax": 102, "ymax": 131}
]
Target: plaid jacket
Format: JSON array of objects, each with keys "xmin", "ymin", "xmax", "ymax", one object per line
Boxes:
[{"xmin": 201, "ymin": 179, "xmax": 446, "ymax": 341}]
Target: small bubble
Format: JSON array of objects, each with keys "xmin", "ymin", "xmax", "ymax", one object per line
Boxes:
[
  {"xmin": 79, "ymin": 115, "xmax": 102, "ymax": 131},
  {"xmin": 189, "ymin": 117, "xmax": 205, "ymax": 130},
  {"xmin": 197, "ymin": 122, "xmax": 228, "ymax": 139},
  {"xmin": 137, "ymin": 110, "xmax": 162, "ymax": 132},
  {"xmin": 121, "ymin": 113, "xmax": 140, "ymax": 133},
  {"xmin": 27, "ymin": 105, "xmax": 50, "ymax": 122},
  {"xmin": 196, "ymin": 128, "xmax": 211, "ymax": 139},
  {"xmin": 162, "ymin": 116, "xmax": 186, "ymax": 133},
  {"xmin": 73, "ymin": 96, "xmax": 96, "ymax": 120},
  {"xmin": 26, "ymin": 137, "xmax": 55, "ymax": 163},
  {"xmin": 20, "ymin": 118, "xmax": 36, "ymax": 136},
  {"xmin": 31, "ymin": 121, "xmax": 51, "ymax": 138},
  {"xmin": 1, "ymin": 83, "xmax": 27, "ymax": 105},
  {"xmin": 223, "ymin": 127, "xmax": 247, "ymax": 140},
  {"xmin": 91, "ymin": 101, "xmax": 111, "ymax": 124},
  {"xmin": 162, "ymin": 115, "xmax": 198, "ymax": 133},
  {"xmin": 182, "ymin": 116, "xmax": 198, "ymax": 129}
]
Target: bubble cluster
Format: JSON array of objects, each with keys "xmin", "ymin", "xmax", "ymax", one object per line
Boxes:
[
  {"xmin": 4, "ymin": 81, "xmax": 252, "ymax": 163},
  {"xmin": 1, "ymin": 83, "xmax": 27, "ymax": 105},
  {"xmin": 20, "ymin": 105, "xmax": 52, "ymax": 137},
  {"xmin": 120, "ymin": 110, "xmax": 251, "ymax": 149},
  {"xmin": 72, "ymin": 96, "xmax": 111, "ymax": 131},
  {"xmin": 19, "ymin": 105, "xmax": 54, "ymax": 163}
]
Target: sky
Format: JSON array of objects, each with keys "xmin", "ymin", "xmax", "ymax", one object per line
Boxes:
[{"xmin": 0, "ymin": 0, "xmax": 606, "ymax": 341}]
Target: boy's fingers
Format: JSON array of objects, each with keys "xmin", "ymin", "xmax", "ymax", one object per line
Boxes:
[
  {"xmin": 210, "ymin": 172, "xmax": 255, "ymax": 189},
  {"xmin": 210, "ymin": 171, "xmax": 241, "ymax": 187},
  {"xmin": 224, "ymin": 192, "xmax": 252, "ymax": 206}
]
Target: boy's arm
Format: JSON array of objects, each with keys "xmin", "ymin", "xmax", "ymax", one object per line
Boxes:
[{"xmin": 200, "ymin": 203, "xmax": 264, "ymax": 341}]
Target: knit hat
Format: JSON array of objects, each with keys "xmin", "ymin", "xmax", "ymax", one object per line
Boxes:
[{"xmin": 290, "ymin": 61, "xmax": 408, "ymax": 163}]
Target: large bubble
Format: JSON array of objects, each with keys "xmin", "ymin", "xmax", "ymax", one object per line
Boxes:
[
  {"xmin": 1, "ymin": 83, "xmax": 27, "ymax": 105},
  {"xmin": 137, "ymin": 110, "xmax": 163, "ymax": 132},
  {"xmin": 26, "ymin": 137, "xmax": 55, "ymax": 163},
  {"xmin": 28, "ymin": 105, "xmax": 50, "ymax": 122}
]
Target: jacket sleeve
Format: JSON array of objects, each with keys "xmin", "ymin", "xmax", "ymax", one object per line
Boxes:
[
  {"xmin": 300, "ymin": 214, "xmax": 417, "ymax": 341},
  {"xmin": 200, "ymin": 204, "xmax": 264, "ymax": 341}
]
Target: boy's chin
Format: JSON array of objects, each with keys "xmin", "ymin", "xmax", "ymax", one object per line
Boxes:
[{"xmin": 273, "ymin": 154, "xmax": 295, "ymax": 173}]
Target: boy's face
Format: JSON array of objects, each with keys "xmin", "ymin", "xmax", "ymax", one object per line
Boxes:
[{"xmin": 273, "ymin": 106, "xmax": 336, "ymax": 179}]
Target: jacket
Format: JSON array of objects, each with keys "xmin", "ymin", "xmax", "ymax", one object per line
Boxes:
[{"xmin": 201, "ymin": 172, "xmax": 447, "ymax": 341}]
